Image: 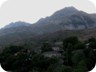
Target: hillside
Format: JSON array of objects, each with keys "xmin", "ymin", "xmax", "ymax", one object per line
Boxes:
[{"xmin": 0, "ymin": 7, "xmax": 96, "ymax": 47}]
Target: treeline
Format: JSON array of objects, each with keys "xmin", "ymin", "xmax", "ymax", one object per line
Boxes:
[{"xmin": 0, "ymin": 37, "xmax": 96, "ymax": 72}]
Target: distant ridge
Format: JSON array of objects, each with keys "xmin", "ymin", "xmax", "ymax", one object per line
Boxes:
[{"xmin": 4, "ymin": 21, "xmax": 31, "ymax": 28}]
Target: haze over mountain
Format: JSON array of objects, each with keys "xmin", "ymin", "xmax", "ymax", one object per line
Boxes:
[{"xmin": 0, "ymin": 7, "xmax": 96, "ymax": 48}]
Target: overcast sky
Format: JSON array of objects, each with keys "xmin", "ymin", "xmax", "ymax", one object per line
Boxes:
[{"xmin": 0, "ymin": 0, "xmax": 96, "ymax": 28}]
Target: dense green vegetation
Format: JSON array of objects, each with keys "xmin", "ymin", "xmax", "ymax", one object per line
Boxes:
[{"xmin": 0, "ymin": 37, "xmax": 96, "ymax": 72}]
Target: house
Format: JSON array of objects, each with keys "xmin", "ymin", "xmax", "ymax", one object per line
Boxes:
[
  {"xmin": 52, "ymin": 41, "xmax": 64, "ymax": 52},
  {"xmin": 54, "ymin": 42, "xmax": 63, "ymax": 47},
  {"xmin": 52, "ymin": 46, "xmax": 60, "ymax": 51},
  {"xmin": 42, "ymin": 51, "xmax": 61, "ymax": 58},
  {"xmin": 41, "ymin": 41, "xmax": 64, "ymax": 58}
]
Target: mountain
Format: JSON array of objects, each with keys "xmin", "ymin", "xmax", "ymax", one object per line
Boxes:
[
  {"xmin": 4, "ymin": 21, "xmax": 31, "ymax": 29},
  {"xmin": 0, "ymin": 7, "xmax": 96, "ymax": 48},
  {"xmin": 36, "ymin": 7, "xmax": 96, "ymax": 30}
]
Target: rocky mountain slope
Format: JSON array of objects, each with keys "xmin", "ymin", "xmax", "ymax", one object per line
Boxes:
[{"xmin": 0, "ymin": 7, "xmax": 96, "ymax": 47}]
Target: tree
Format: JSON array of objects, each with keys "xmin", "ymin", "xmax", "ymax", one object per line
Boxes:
[
  {"xmin": 41, "ymin": 42, "xmax": 53, "ymax": 52},
  {"xmin": 63, "ymin": 36, "xmax": 79, "ymax": 51},
  {"xmin": 72, "ymin": 50, "xmax": 85, "ymax": 66},
  {"xmin": 0, "ymin": 45, "xmax": 36, "ymax": 72},
  {"xmin": 74, "ymin": 43, "xmax": 86, "ymax": 50},
  {"xmin": 0, "ymin": 45, "xmax": 24, "ymax": 71},
  {"xmin": 88, "ymin": 37, "xmax": 96, "ymax": 49},
  {"xmin": 72, "ymin": 60, "xmax": 87, "ymax": 72},
  {"xmin": 86, "ymin": 50, "xmax": 95, "ymax": 71},
  {"xmin": 63, "ymin": 43, "xmax": 73, "ymax": 66},
  {"xmin": 83, "ymin": 45, "xmax": 96, "ymax": 71}
]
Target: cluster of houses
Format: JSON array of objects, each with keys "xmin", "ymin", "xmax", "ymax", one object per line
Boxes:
[
  {"xmin": 42, "ymin": 41, "xmax": 64, "ymax": 58},
  {"xmin": 13, "ymin": 41, "xmax": 64, "ymax": 58}
]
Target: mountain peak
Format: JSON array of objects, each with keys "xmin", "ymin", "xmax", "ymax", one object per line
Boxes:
[
  {"xmin": 52, "ymin": 6, "xmax": 79, "ymax": 17},
  {"xmin": 4, "ymin": 21, "xmax": 31, "ymax": 29},
  {"xmin": 63, "ymin": 6, "xmax": 78, "ymax": 10}
]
